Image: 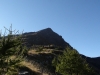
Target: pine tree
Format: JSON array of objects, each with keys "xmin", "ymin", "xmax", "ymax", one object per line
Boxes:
[
  {"xmin": 52, "ymin": 47, "xmax": 96, "ymax": 75},
  {"xmin": 0, "ymin": 26, "xmax": 27, "ymax": 75}
]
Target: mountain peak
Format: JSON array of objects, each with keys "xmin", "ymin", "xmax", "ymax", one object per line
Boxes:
[
  {"xmin": 22, "ymin": 28, "xmax": 71, "ymax": 48},
  {"xmin": 44, "ymin": 28, "xmax": 52, "ymax": 30},
  {"xmin": 37, "ymin": 28, "xmax": 53, "ymax": 33}
]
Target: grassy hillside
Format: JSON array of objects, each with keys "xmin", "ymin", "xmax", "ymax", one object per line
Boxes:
[
  {"xmin": 19, "ymin": 47, "xmax": 100, "ymax": 75},
  {"xmin": 20, "ymin": 48, "xmax": 56, "ymax": 75}
]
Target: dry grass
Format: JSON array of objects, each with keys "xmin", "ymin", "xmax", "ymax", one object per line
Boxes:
[
  {"xmin": 28, "ymin": 49, "xmax": 54, "ymax": 55},
  {"xmin": 20, "ymin": 49, "xmax": 54, "ymax": 75},
  {"xmin": 20, "ymin": 60, "xmax": 50, "ymax": 75},
  {"xmin": 20, "ymin": 61, "xmax": 40, "ymax": 72},
  {"xmin": 7, "ymin": 48, "xmax": 54, "ymax": 75}
]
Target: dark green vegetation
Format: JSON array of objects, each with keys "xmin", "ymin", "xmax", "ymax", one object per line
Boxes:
[
  {"xmin": 0, "ymin": 26, "xmax": 27, "ymax": 75},
  {"xmin": 0, "ymin": 27, "xmax": 100, "ymax": 75},
  {"xmin": 52, "ymin": 47, "xmax": 96, "ymax": 75}
]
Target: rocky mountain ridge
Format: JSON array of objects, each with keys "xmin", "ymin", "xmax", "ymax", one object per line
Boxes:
[
  {"xmin": 21, "ymin": 28, "xmax": 100, "ymax": 74},
  {"xmin": 22, "ymin": 28, "xmax": 71, "ymax": 49}
]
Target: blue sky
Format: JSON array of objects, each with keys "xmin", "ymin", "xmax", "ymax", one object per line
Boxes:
[{"xmin": 0, "ymin": 0, "xmax": 100, "ymax": 57}]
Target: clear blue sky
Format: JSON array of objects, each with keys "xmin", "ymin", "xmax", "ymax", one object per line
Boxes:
[{"xmin": 0, "ymin": 0, "xmax": 100, "ymax": 57}]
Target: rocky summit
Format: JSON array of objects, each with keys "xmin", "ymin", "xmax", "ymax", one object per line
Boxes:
[{"xmin": 22, "ymin": 28, "xmax": 71, "ymax": 48}]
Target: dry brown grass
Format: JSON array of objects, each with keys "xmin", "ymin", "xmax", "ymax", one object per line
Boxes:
[
  {"xmin": 28, "ymin": 49, "xmax": 54, "ymax": 55},
  {"xmin": 20, "ymin": 49, "xmax": 54, "ymax": 75},
  {"xmin": 20, "ymin": 60, "xmax": 50, "ymax": 75},
  {"xmin": 20, "ymin": 61, "xmax": 39, "ymax": 72}
]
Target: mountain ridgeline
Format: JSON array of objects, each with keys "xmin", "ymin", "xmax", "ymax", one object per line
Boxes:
[
  {"xmin": 22, "ymin": 28, "xmax": 71, "ymax": 49},
  {"xmin": 10, "ymin": 28, "xmax": 99, "ymax": 74},
  {"xmin": 0, "ymin": 27, "xmax": 100, "ymax": 75},
  {"xmin": 23, "ymin": 28, "xmax": 100, "ymax": 71},
  {"xmin": 21, "ymin": 28, "xmax": 100, "ymax": 73}
]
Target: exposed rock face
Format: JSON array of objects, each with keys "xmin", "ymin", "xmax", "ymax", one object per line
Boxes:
[{"xmin": 22, "ymin": 28, "xmax": 71, "ymax": 48}]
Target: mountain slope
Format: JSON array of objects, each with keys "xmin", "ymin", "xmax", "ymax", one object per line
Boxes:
[{"xmin": 20, "ymin": 28, "xmax": 100, "ymax": 74}]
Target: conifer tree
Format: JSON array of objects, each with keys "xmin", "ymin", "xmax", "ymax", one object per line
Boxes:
[
  {"xmin": 0, "ymin": 26, "xmax": 27, "ymax": 75},
  {"xmin": 52, "ymin": 47, "xmax": 96, "ymax": 75}
]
